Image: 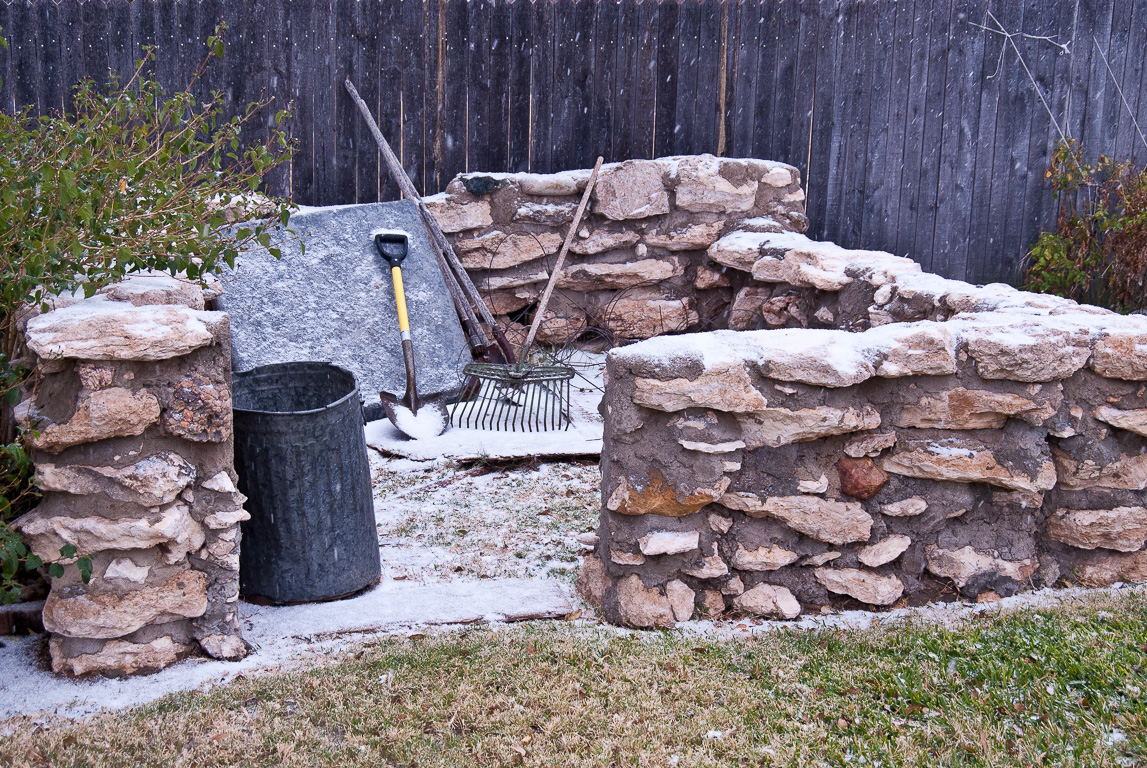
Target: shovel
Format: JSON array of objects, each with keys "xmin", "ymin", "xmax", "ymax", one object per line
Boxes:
[{"xmin": 373, "ymin": 230, "xmax": 450, "ymax": 439}]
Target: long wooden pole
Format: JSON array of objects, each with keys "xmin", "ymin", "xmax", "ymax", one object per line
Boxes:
[{"xmin": 344, "ymin": 79, "xmax": 506, "ymax": 356}]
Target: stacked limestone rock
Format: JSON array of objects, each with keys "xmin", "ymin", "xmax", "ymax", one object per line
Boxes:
[
  {"xmin": 580, "ymin": 234, "xmax": 1147, "ymax": 627},
  {"xmin": 424, "ymin": 154, "xmax": 807, "ymax": 343},
  {"xmin": 13, "ymin": 273, "xmax": 248, "ymax": 675}
]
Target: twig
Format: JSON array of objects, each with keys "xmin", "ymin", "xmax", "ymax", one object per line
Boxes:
[
  {"xmin": 973, "ymin": 10, "xmax": 1069, "ymax": 146},
  {"xmin": 1092, "ymin": 36, "xmax": 1147, "ymax": 152}
]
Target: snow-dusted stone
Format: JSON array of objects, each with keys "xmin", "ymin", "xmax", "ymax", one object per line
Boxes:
[
  {"xmin": 1090, "ymin": 322, "xmax": 1147, "ymax": 380},
  {"xmin": 644, "ymin": 221, "xmax": 725, "ymax": 251},
  {"xmin": 633, "ymin": 364, "xmax": 768, "ymax": 413},
  {"xmin": 752, "ymin": 241, "xmax": 857, "ymax": 291},
  {"xmin": 734, "ymin": 216, "xmax": 786, "ymax": 234},
  {"xmin": 665, "ymin": 579, "xmax": 696, "ymax": 622},
  {"xmin": 868, "ymin": 324, "xmax": 957, "ymax": 378},
  {"xmin": 199, "ymin": 633, "xmax": 247, "ymax": 661},
  {"xmin": 473, "ymin": 264, "xmax": 550, "ymax": 291},
  {"xmin": 857, "ymin": 535, "xmax": 912, "ymax": 567},
  {"xmin": 760, "ymin": 165, "xmax": 796, "ymax": 187},
  {"xmin": 736, "ymin": 405, "xmax": 881, "ymax": 449},
  {"xmin": 569, "ymin": 229, "xmax": 641, "ymax": 255},
  {"xmin": 814, "ymin": 568, "xmax": 903, "ymax": 606},
  {"xmin": 423, "ymin": 193, "xmax": 493, "ymax": 232},
  {"xmin": 924, "ymin": 546, "xmax": 1038, "ymax": 589},
  {"xmin": 35, "ymin": 451, "xmax": 196, "ymax": 507},
  {"xmin": 575, "ymin": 556, "xmax": 609, "ymax": 607},
  {"xmin": 720, "ymin": 493, "xmax": 872, "ymax": 545},
  {"xmin": 638, "ymin": 530, "xmax": 700, "ymax": 556},
  {"xmin": 1051, "ymin": 446, "xmax": 1147, "ymax": 491},
  {"xmin": 50, "ymin": 635, "xmax": 197, "ymax": 677},
  {"xmin": 26, "ymin": 388, "xmax": 160, "ymax": 454},
  {"xmin": 607, "ymin": 472, "xmax": 731, "ymax": 517},
  {"xmin": 16, "ymin": 502, "xmax": 205, "ymax": 565},
  {"xmin": 42, "ymin": 570, "xmax": 209, "ymax": 639},
  {"xmin": 674, "ymin": 156, "xmax": 758, "ymax": 213},
  {"xmin": 732, "ymin": 583, "xmax": 801, "ymax": 619},
  {"xmin": 678, "ymin": 439, "xmax": 746, "ymax": 454},
  {"xmin": 615, "ymin": 574, "xmax": 675, "ymax": 628},
  {"xmin": 1047, "ymin": 507, "xmax": 1147, "ymax": 552},
  {"xmin": 25, "ymin": 300, "xmax": 223, "ymax": 362},
  {"xmin": 897, "ymin": 388, "xmax": 1055, "ymax": 430},
  {"xmin": 880, "ymin": 497, "xmax": 928, "ymax": 517},
  {"xmin": 592, "ymin": 160, "xmax": 671, "ymax": 220},
  {"xmin": 730, "ymin": 544, "xmax": 799, "ymax": 571},
  {"xmin": 844, "ymin": 431, "xmax": 897, "ymax": 458},
  {"xmin": 500, "ymin": 169, "xmax": 592, "ymax": 195},
  {"xmin": 457, "ymin": 232, "xmax": 563, "ymax": 270},
  {"xmin": 598, "ymin": 288, "xmax": 698, "ymax": 339},
  {"xmin": 880, "ymin": 436, "xmax": 1057, "ymax": 493},
  {"xmin": 961, "ymin": 315, "xmax": 1092, "ymax": 382},
  {"xmin": 513, "ymin": 200, "xmax": 578, "ymax": 226},
  {"xmin": 556, "ymin": 259, "xmax": 683, "ymax": 291},
  {"xmin": 683, "ymin": 556, "xmax": 730, "ymax": 579},
  {"xmin": 708, "ymin": 230, "xmax": 781, "ymax": 272},
  {"xmin": 100, "ymin": 272, "xmax": 207, "ymax": 310},
  {"xmin": 1074, "ymin": 550, "xmax": 1147, "ymax": 586},
  {"xmin": 1093, "ymin": 406, "xmax": 1147, "ymax": 437}
]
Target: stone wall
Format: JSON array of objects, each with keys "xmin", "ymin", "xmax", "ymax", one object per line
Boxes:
[
  {"xmin": 424, "ymin": 154, "xmax": 807, "ymax": 343},
  {"xmin": 12, "ymin": 273, "xmax": 248, "ymax": 675},
  {"xmin": 580, "ymin": 221, "xmax": 1147, "ymax": 626}
]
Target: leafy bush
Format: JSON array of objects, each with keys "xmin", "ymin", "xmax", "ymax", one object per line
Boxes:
[
  {"xmin": 1025, "ymin": 138, "xmax": 1147, "ymax": 312},
  {"xmin": 0, "ymin": 25, "xmax": 295, "ymax": 603}
]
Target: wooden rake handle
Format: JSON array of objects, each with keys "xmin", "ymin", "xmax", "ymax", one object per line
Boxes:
[{"xmin": 520, "ymin": 156, "xmax": 604, "ymax": 358}]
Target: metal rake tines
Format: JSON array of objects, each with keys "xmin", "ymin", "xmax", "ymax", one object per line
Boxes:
[{"xmin": 452, "ymin": 363, "xmax": 574, "ymax": 432}]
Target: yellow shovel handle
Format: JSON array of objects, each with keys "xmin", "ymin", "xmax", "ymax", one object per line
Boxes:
[{"xmin": 391, "ymin": 266, "xmax": 411, "ymax": 339}]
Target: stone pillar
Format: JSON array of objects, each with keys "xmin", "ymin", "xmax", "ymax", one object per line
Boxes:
[{"xmin": 13, "ymin": 273, "xmax": 249, "ymax": 676}]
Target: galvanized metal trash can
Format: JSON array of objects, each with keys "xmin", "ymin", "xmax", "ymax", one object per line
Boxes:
[{"xmin": 232, "ymin": 362, "xmax": 381, "ymax": 604}]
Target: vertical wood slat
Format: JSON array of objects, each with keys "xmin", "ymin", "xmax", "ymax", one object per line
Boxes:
[
  {"xmin": 632, "ymin": 0, "xmax": 658, "ymax": 160},
  {"xmin": 590, "ymin": 0, "xmax": 616, "ymax": 162},
  {"xmin": 527, "ymin": 0, "xmax": 553, "ymax": 173},
  {"xmin": 3, "ymin": 0, "xmax": 1147, "ymax": 286},
  {"xmin": 507, "ymin": 0, "xmax": 532, "ymax": 173},
  {"xmin": 652, "ymin": 0, "xmax": 678, "ymax": 159},
  {"xmin": 35, "ymin": 0, "xmax": 62, "ymax": 115},
  {"xmin": 729, "ymin": 0, "xmax": 760, "ymax": 159},
  {"xmin": 352, "ymin": 0, "xmax": 382, "ymax": 203},
  {"xmin": 693, "ymin": 0, "xmax": 721, "ymax": 156},
  {"xmin": 10, "ymin": 0, "xmax": 41, "ymax": 116},
  {"xmin": 0, "ymin": 2, "xmax": 12, "ymax": 116},
  {"xmin": 673, "ymin": 0, "xmax": 699, "ymax": 155}
]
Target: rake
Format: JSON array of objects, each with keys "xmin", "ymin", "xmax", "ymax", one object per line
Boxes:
[{"xmin": 452, "ymin": 157, "xmax": 604, "ymax": 432}]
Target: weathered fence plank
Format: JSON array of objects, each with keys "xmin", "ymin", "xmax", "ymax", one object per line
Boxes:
[{"xmin": 3, "ymin": 0, "xmax": 1145, "ymax": 286}]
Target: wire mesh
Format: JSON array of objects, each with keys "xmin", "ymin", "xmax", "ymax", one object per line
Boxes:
[{"xmin": 451, "ymin": 363, "xmax": 574, "ymax": 432}]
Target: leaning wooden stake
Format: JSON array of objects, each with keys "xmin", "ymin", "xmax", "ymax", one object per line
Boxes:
[{"xmin": 344, "ymin": 78, "xmax": 513, "ymax": 362}]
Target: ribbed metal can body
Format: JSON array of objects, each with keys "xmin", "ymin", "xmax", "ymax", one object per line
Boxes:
[{"xmin": 233, "ymin": 362, "xmax": 380, "ymax": 604}]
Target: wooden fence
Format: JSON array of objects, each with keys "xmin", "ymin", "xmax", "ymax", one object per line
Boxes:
[{"xmin": 1, "ymin": 0, "xmax": 1145, "ymax": 284}]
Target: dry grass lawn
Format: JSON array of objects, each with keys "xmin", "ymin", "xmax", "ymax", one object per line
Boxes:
[{"xmin": 2, "ymin": 591, "xmax": 1145, "ymax": 767}]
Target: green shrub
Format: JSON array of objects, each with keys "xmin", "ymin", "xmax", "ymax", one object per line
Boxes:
[
  {"xmin": 1026, "ymin": 138, "xmax": 1147, "ymax": 312},
  {"xmin": 0, "ymin": 24, "xmax": 296, "ymax": 603}
]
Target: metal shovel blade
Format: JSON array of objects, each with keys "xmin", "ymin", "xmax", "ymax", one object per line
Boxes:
[{"xmin": 380, "ymin": 392, "xmax": 449, "ymax": 440}]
